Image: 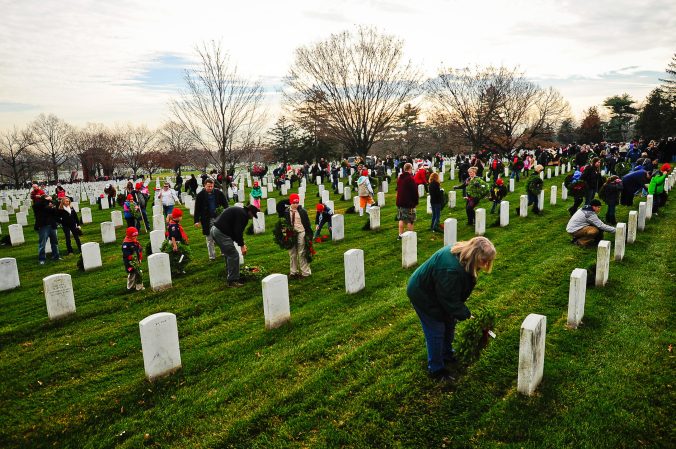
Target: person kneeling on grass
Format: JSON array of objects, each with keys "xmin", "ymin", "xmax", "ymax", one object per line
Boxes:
[
  {"xmin": 565, "ymin": 199, "xmax": 616, "ymax": 248},
  {"xmin": 122, "ymin": 227, "xmax": 145, "ymax": 292},
  {"xmin": 407, "ymin": 237, "xmax": 496, "ymax": 381},
  {"xmin": 313, "ymin": 203, "xmax": 332, "ymax": 242}
]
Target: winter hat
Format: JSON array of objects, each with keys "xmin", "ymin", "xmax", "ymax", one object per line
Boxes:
[
  {"xmin": 135, "ymin": 182, "xmax": 142, "ymax": 190},
  {"xmin": 316, "ymin": 203, "xmax": 325, "ymax": 212},
  {"xmin": 661, "ymin": 163, "xmax": 671, "ymax": 172},
  {"xmin": 126, "ymin": 194, "xmax": 133, "ymax": 201},
  {"xmin": 496, "ymin": 178, "xmax": 504, "ymax": 186},
  {"xmin": 253, "ymin": 181, "xmax": 259, "ymax": 187},
  {"xmin": 125, "ymin": 227, "xmax": 139, "ymax": 238},
  {"xmin": 362, "ymin": 170, "xmax": 369, "ymax": 176},
  {"xmin": 171, "ymin": 208, "xmax": 183, "ymax": 219},
  {"xmin": 289, "ymin": 193, "xmax": 300, "ymax": 204}
]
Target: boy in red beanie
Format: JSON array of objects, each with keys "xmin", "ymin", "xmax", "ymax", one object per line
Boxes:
[
  {"xmin": 166, "ymin": 208, "xmax": 190, "ymax": 274},
  {"xmin": 489, "ymin": 178, "xmax": 507, "ymax": 214},
  {"xmin": 122, "ymin": 227, "xmax": 144, "ymax": 291},
  {"xmin": 313, "ymin": 202, "xmax": 332, "ymax": 242}
]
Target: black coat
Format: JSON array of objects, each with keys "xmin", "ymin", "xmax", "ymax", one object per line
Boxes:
[
  {"xmin": 213, "ymin": 206, "xmax": 250, "ymax": 246},
  {"xmin": 194, "ymin": 188, "xmax": 229, "ymax": 235},
  {"xmin": 428, "ymin": 181, "xmax": 444, "ymax": 205},
  {"xmin": 32, "ymin": 199, "xmax": 59, "ymax": 230},
  {"xmin": 284, "ymin": 206, "xmax": 312, "ymax": 234},
  {"xmin": 57, "ymin": 207, "xmax": 81, "ymax": 228}
]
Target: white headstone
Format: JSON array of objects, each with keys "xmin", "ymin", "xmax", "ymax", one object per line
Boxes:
[
  {"xmin": 153, "ymin": 214, "xmax": 165, "ymax": 232},
  {"xmin": 519, "ymin": 195, "xmax": 528, "ymax": 217},
  {"xmin": 554, "ymin": 166, "xmax": 559, "ymax": 177},
  {"xmin": 567, "ymin": 268, "xmax": 587, "ymax": 329},
  {"xmin": 614, "ymin": 223, "xmax": 626, "ymax": 261},
  {"xmin": 401, "ymin": 231, "xmax": 417, "ymax": 268},
  {"xmin": 509, "ymin": 178, "xmax": 515, "ymax": 193},
  {"xmin": 332, "ymin": 214, "xmax": 344, "ymax": 241},
  {"xmin": 645, "ymin": 195, "xmax": 653, "ymax": 220},
  {"xmin": 561, "ymin": 184, "xmax": 568, "ymax": 201},
  {"xmin": 627, "ymin": 211, "xmax": 637, "ymax": 244},
  {"xmin": 266, "ymin": 198, "xmax": 277, "ymax": 215},
  {"xmin": 152, "ymin": 204, "xmax": 162, "ymax": 216},
  {"xmin": 499, "ymin": 200, "xmax": 509, "ymax": 227},
  {"xmin": 326, "ymin": 200, "xmax": 334, "ymax": 213},
  {"xmin": 448, "ymin": 191, "xmax": 456, "ymax": 208},
  {"xmin": 353, "ymin": 195, "xmax": 360, "ymax": 211},
  {"xmin": 100, "ymin": 221, "xmax": 116, "ymax": 244},
  {"xmin": 538, "ymin": 190, "xmax": 544, "ymax": 211},
  {"xmin": 150, "ymin": 230, "xmax": 165, "ymax": 254},
  {"xmin": 418, "ymin": 184, "xmax": 425, "ymax": 198},
  {"xmin": 281, "ymin": 185, "xmax": 288, "ymax": 196},
  {"xmin": 111, "ymin": 210, "xmax": 123, "ymax": 227},
  {"xmin": 596, "ymin": 240, "xmax": 610, "ymax": 287},
  {"xmin": 344, "ymin": 249, "xmax": 365, "ymax": 294},
  {"xmin": 368, "ymin": 206, "xmax": 381, "ymax": 230},
  {"xmin": 0, "ymin": 258, "xmax": 20, "ymax": 291},
  {"xmin": 0, "ymin": 210, "xmax": 8, "ymax": 223},
  {"xmin": 637, "ymin": 202, "xmax": 646, "ymax": 231},
  {"xmin": 381, "ymin": 180, "xmax": 388, "ymax": 193},
  {"xmin": 81, "ymin": 242, "xmax": 102, "ymax": 271},
  {"xmin": 148, "ymin": 253, "xmax": 172, "ymax": 291},
  {"xmin": 261, "ymin": 186, "xmax": 268, "ymax": 199},
  {"xmin": 546, "ymin": 168, "xmax": 551, "ymax": 179},
  {"xmin": 377, "ymin": 191, "xmax": 385, "ymax": 206},
  {"xmin": 321, "ymin": 190, "xmax": 330, "ymax": 204},
  {"xmin": 139, "ymin": 312, "xmax": 182, "ymax": 381},
  {"xmin": 100, "ymin": 199, "xmax": 109, "ymax": 210},
  {"xmin": 253, "ymin": 212, "xmax": 265, "ymax": 234},
  {"xmin": 337, "ymin": 181, "xmax": 344, "ymax": 194},
  {"xmin": 16, "ymin": 211, "xmax": 27, "ymax": 226},
  {"xmin": 343, "ymin": 187, "xmax": 351, "ymax": 201},
  {"xmin": 517, "ymin": 313, "xmax": 546, "ymax": 396},
  {"xmin": 443, "ymin": 218, "xmax": 457, "ymax": 247},
  {"xmin": 426, "ymin": 195, "xmax": 432, "ymax": 214},
  {"xmin": 550, "ymin": 186, "xmax": 557, "ymax": 205},
  {"xmin": 539, "ymin": 171, "xmax": 544, "ymax": 180},
  {"xmin": 81, "ymin": 207, "xmax": 92, "ymax": 224},
  {"xmin": 72, "ymin": 201, "xmax": 79, "ymax": 212},
  {"xmin": 43, "ymin": 273, "xmax": 76, "ymax": 320},
  {"xmin": 475, "ymin": 208, "xmax": 486, "ymax": 236},
  {"xmin": 262, "ymin": 274, "xmax": 291, "ymax": 329},
  {"xmin": 8, "ymin": 224, "xmax": 24, "ymax": 246}
]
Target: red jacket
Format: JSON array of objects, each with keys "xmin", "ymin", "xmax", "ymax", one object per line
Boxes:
[
  {"xmin": 414, "ymin": 168, "xmax": 428, "ymax": 185},
  {"xmin": 397, "ymin": 172, "xmax": 419, "ymax": 209}
]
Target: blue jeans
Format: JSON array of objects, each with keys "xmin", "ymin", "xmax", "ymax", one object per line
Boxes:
[
  {"xmin": 140, "ymin": 208, "xmax": 150, "ymax": 231},
  {"xmin": 431, "ymin": 203, "xmax": 441, "ymax": 230},
  {"xmin": 210, "ymin": 226, "xmax": 241, "ymax": 282},
  {"xmin": 38, "ymin": 226, "xmax": 60, "ymax": 262},
  {"xmin": 510, "ymin": 170, "xmax": 520, "ymax": 181},
  {"xmin": 491, "ymin": 200, "xmax": 500, "ymax": 214},
  {"xmin": 162, "ymin": 204, "xmax": 174, "ymax": 217},
  {"xmin": 412, "ymin": 303, "xmax": 457, "ymax": 374}
]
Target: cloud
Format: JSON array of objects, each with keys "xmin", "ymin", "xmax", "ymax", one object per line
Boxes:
[{"xmin": 0, "ymin": 102, "xmax": 39, "ymax": 113}]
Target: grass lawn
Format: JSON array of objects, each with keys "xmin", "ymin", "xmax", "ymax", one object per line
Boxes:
[{"xmin": 0, "ymin": 169, "xmax": 673, "ymax": 448}]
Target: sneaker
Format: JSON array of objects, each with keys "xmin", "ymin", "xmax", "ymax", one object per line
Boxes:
[
  {"xmin": 429, "ymin": 369, "xmax": 455, "ymax": 382},
  {"xmin": 397, "ymin": 235, "xmax": 403, "ymax": 240},
  {"xmin": 227, "ymin": 281, "xmax": 245, "ymax": 288},
  {"xmin": 39, "ymin": 261, "xmax": 45, "ymax": 265}
]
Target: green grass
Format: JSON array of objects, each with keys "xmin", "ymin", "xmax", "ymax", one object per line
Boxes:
[{"xmin": 0, "ymin": 169, "xmax": 673, "ymax": 449}]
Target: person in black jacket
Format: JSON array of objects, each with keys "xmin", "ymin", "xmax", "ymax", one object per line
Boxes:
[
  {"xmin": 185, "ymin": 175, "xmax": 198, "ymax": 196},
  {"xmin": 581, "ymin": 158, "xmax": 603, "ymax": 205},
  {"xmin": 598, "ymin": 175, "xmax": 623, "ymax": 225},
  {"xmin": 284, "ymin": 193, "xmax": 313, "ymax": 278},
  {"xmin": 33, "ymin": 194, "xmax": 61, "ymax": 264},
  {"xmin": 428, "ymin": 172, "xmax": 444, "ymax": 232},
  {"xmin": 209, "ymin": 204, "xmax": 258, "ymax": 287},
  {"xmin": 57, "ymin": 197, "xmax": 82, "ymax": 254},
  {"xmin": 194, "ymin": 178, "xmax": 229, "ymax": 261}
]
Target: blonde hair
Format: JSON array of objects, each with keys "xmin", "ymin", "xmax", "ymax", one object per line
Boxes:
[
  {"xmin": 451, "ymin": 237, "xmax": 496, "ymax": 278},
  {"xmin": 59, "ymin": 197, "xmax": 70, "ymax": 209},
  {"xmin": 428, "ymin": 172, "xmax": 439, "ymax": 183},
  {"xmin": 468, "ymin": 167, "xmax": 478, "ymax": 175}
]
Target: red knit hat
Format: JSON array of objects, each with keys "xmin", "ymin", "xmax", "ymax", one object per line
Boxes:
[
  {"xmin": 496, "ymin": 178, "xmax": 504, "ymax": 186},
  {"xmin": 253, "ymin": 181, "xmax": 259, "ymax": 187},
  {"xmin": 126, "ymin": 194, "xmax": 133, "ymax": 201},
  {"xmin": 362, "ymin": 170, "xmax": 369, "ymax": 176},
  {"xmin": 135, "ymin": 182, "xmax": 142, "ymax": 190},
  {"xmin": 171, "ymin": 208, "xmax": 183, "ymax": 218},
  {"xmin": 289, "ymin": 193, "xmax": 300, "ymax": 204},
  {"xmin": 126, "ymin": 227, "xmax": 139, "ymax": 238},
  {"xmin": 316, "ymin": 203, "xmax": 324, "ymax": 212},
  {"xmin": 661, "ymin": 163, "xmax": 671, "ymax": 172}
]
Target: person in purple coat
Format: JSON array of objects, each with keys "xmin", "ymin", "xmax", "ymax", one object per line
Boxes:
[{"xmin": 620, "ymin": 168, "xmax": 650, "ymax": 206}]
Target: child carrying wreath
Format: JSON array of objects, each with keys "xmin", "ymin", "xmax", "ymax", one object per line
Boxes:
[
  {"xmin": 273, "ymin": 193, "xmax": 315, "ymax": 279},
  {"xmin": 164, "ymin": 208, "xmax": 191, "ymax": 275},
  {"xmin": 122, "ymin": 227, "xmax": 145, "ymax": 292}
]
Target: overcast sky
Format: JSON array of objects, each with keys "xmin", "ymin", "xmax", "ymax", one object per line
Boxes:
[{"xmin": 0, "ymin": 0, "xmax": 674, "ymax": 131}]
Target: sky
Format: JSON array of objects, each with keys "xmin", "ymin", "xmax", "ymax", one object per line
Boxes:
[{"xmin": 0, "ymin": 0, "xmax": 674, "ymax": 132}]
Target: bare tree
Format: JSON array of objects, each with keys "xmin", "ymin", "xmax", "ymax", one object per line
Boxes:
[
  {"xmin": 158, "ymin": 121, "xmax": 195, "ymax": 174},
  {"xmin": 117, "ymin": 124, "xmax": 157, "ymax": 178},
  {"xmin": 426, "ymin": 66, "xmax": 513, "ymax": 152},
  {"xmin": 67, "ymin": 123, "xmax": 116, "ymax": 181},
  {"xmin": 285, "ymin": 26, "xmax": 421, "ymax": 157},
  {"xmin": 30, "ymin": 113, "xmax": 73, "ymax": 182},
  {"xmin": 171, "ymin": 41, "xmax": 265, "ymax": 175},
  {"xmin": 0, "ymin": 127, "xmax": 37, "ymax": 187}
]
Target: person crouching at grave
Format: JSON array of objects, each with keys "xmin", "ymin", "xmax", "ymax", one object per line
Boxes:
[
  {"xmin": 210, "ymin": 204, "xmax": 258, "ymax": 287},
  {"xmin": 566, "ymin": 199, "xmax": 616, "ymax": 247},
  {"xmin": 166, "ymin": 208, "xmax": 190, "ymax": 274},
  {"xmin": 407, "ymin": 237, "xmax": 496, "ymax": 381},
  {"xmin": 357, "ymin": 170, "xmax": 375, "ymax": 216},
  {"xmin": 648, "ymin": 163, "xmax": 670, "ymax": 215},
  {"xmin": 522, "ymin": 165, "xmax": 544, "ymax": 216},
  {"xmin": 194, "ymin": 178, "xmax": 229, "ymax": 261},
  {"xmin": 598, "ymin": 175, "xmax": 623, "ymax": 225},
  {"xmin": 33, "ymin": 194, "xmax": 61, "ymax": 265},
  {"xmin": 313, "ymin": 203, "xmax": 332, "ymax": 242},
  {"xmin": 122, "ymin": 227, "xmax": 145, "ymax": 292},
  {"xmin": 251, "ymin": 181, "xmax": 262, "ymax": 210},
  {"xmin": 489, "ymin": 178, "xmax": 507, "ymax": 214},
  {"xmin": 123, "ymin": 194, "xmax": 141, "ymax": 230},
  {"xmin": 428, "ymin": 172, "xmax": 444, "ymax": 232},
  {"xmin": 57, "ymin": 197, "xmax": 82, "ymax": 255},
  {"xmin": 104, "ymin": 183, "xmax": 116, "ymax": 208},
  {"xmin": 285, "ymin": 193, "xmax": 313, "ymax": 279}
]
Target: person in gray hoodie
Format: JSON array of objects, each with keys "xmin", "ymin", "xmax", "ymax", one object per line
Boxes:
[{"xmin": 565, "ymin": 199, "xmax": 615, "ymax": 247}]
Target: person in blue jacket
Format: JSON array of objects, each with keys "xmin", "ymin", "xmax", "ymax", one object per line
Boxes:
[
  {"xmin": 407, "ymin": 237, "xmax": 497, "ymax": 381},
  {"xmin": 620, "ymin": 167, "xmax": 650, "ymax": 206}
]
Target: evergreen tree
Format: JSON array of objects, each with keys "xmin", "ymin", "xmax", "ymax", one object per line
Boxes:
[
  {"xmin": 603, "ymin": 94, "xmax": 637, "ymax": 141},
  {"xmin": 268, "ymin": 117, "xmax": 301, "ymax": 166},
  {"xmin": 635, "ymin": 88, "xmax": 676, "ymax": 141},
  {"xmin": 577, "ymin": 107, "xmax": 603, "ymax": 144},
  {"xmin": 557, "ymin": 117, "xmax": 578, "ymax": 144}
]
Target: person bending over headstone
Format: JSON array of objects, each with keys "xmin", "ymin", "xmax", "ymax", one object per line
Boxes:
[
  {"xmin": 209, "ymin": 204, "xmax": 258, "ymax": 287},
  {"xmin": 313, "ymin": 203, "xmax": 332, "ymax": 242},
  {"xmin": 565, "ymin": 199, "xmax": 616, "ymax": 247},
  {"xmin": 194, "ymin": 178, "xmax": 228, "ymax": 261}
]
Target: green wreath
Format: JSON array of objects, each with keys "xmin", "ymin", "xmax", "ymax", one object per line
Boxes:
[
  {"xmin": 526, "ymin": 176, "xmax": 544, "ymax": 195},
  {"xmin": 454, "ymin": 307, "xmax": 496, "ymax": 365},
  {"xmin": 273, "ymin": 220, "xmax": 297, "ymax": 250},
  {"xmin": 466, "ymin": 177, "xmax": 489, "ymax": 199},
  {"xmin": 161, "ymin": 240, "xmax": 192, "ymax": 274},
  {"xmin": 615, "ymin": 161, "xmax": 631, "ymax": 177}
]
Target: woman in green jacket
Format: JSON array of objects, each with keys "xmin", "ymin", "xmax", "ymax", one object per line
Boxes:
[
  {"xmin": 648, "ymin": 163, "xmax": 670, "ymax": 214},
  {"xmin": 407, "ymin": 237, "xmax": 496, "ymax": 380}
]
